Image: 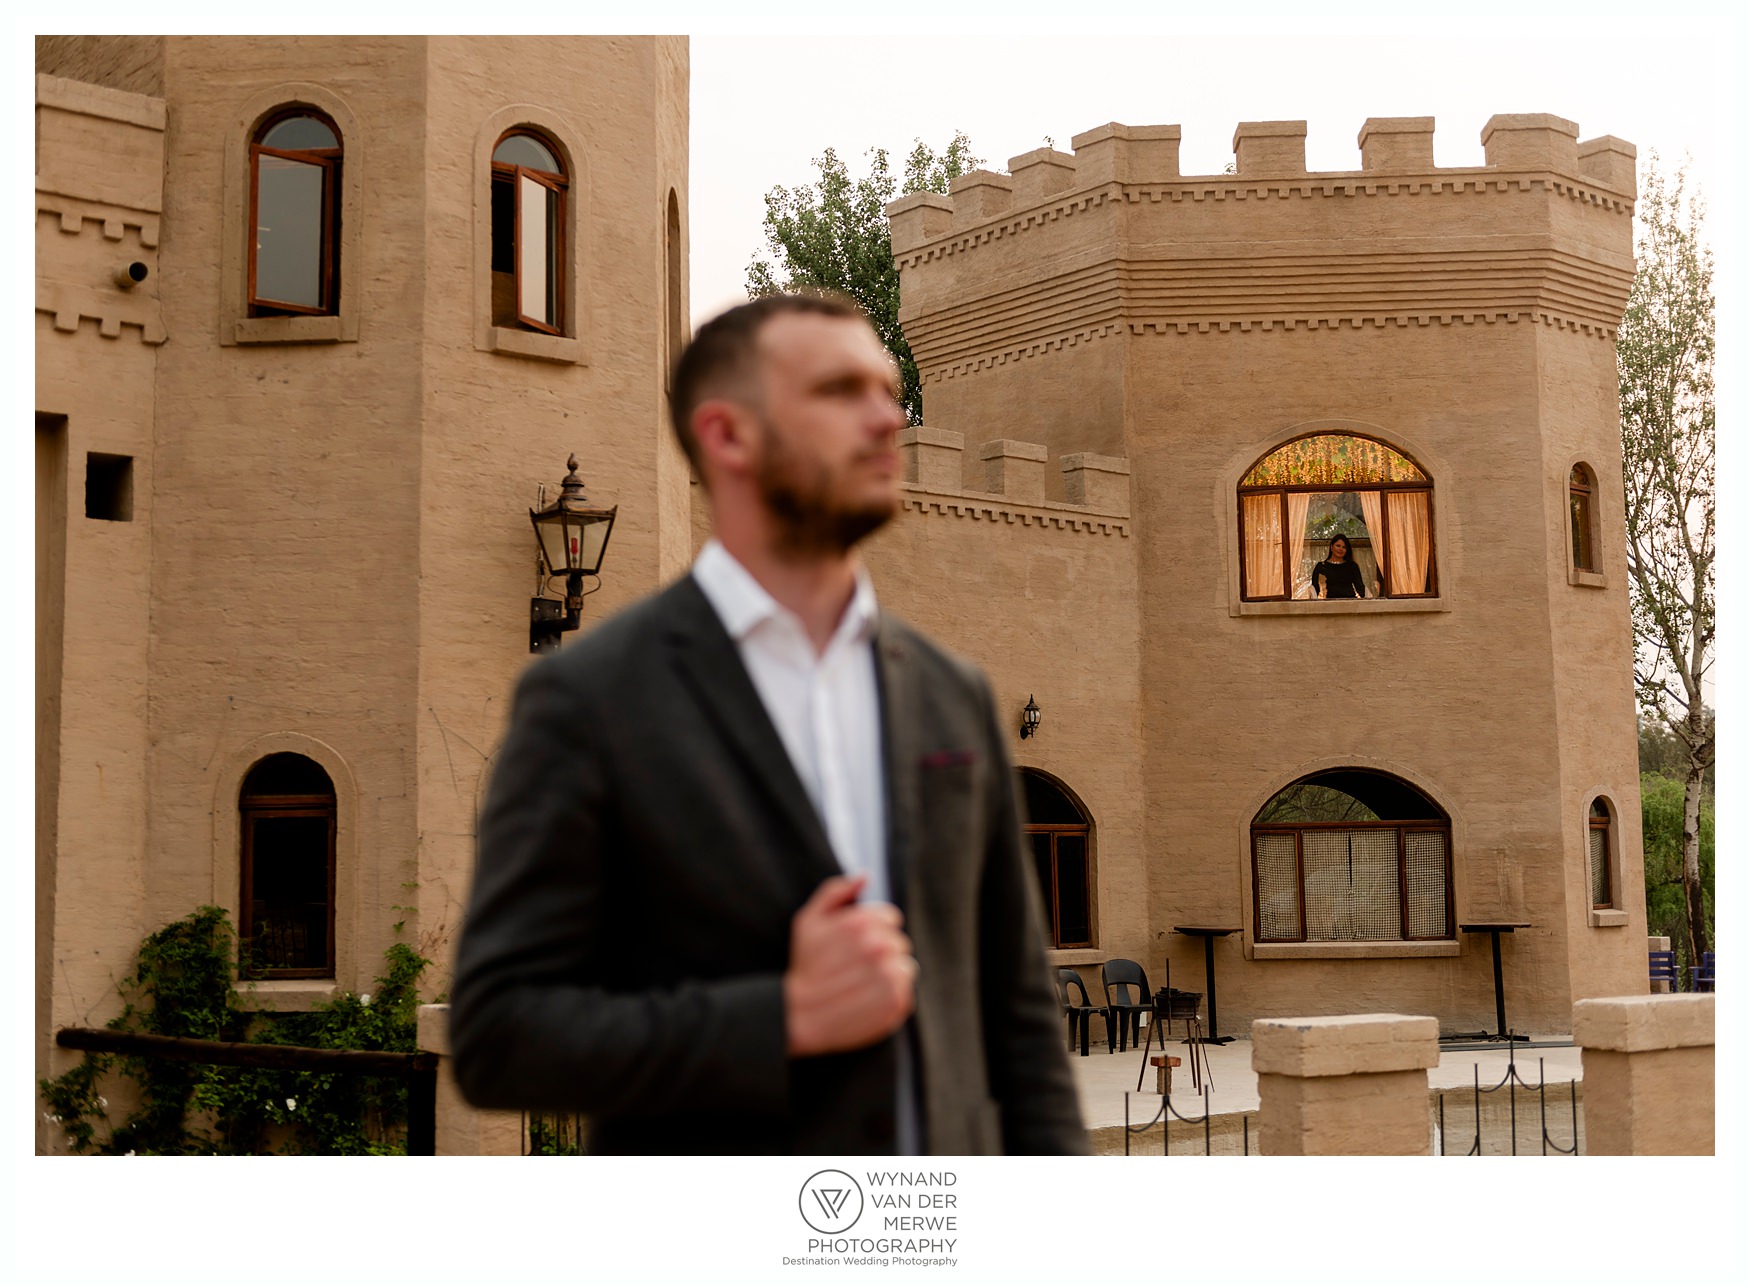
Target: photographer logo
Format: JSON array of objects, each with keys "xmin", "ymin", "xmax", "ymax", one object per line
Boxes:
[{"xmin": 798, "ymin": 1169, "xmax": 863, "ymax": 1234}]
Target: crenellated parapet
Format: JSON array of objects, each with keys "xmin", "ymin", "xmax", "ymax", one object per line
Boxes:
[
  {"xmin": 889, "ymin": 112, "xmax": 1638, "ymax": 388},
  {"xmin": 896, "ymin": 426, "xmax": 1130, "ymax": 535}
]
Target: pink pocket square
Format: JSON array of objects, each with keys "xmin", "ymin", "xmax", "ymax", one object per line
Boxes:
[{"xmin": 920, "ymin": 749, "xmax": 977, "ymax": 768}]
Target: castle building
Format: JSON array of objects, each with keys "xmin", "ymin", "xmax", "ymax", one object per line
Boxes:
[
  {"xmin": 36, "ymin": 32, "xmax": 1645, "ymax": 1155},
  {"xmin": 34, "ymin": 35, "xmax": 690, "ymax": 1152},
  {"xmin": 880, "ymin": 114, "xmax": 1646, "ymax": 1037}
]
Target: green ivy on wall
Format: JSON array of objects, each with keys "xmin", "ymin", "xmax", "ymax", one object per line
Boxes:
[{"xmin": 40, "ymin": 906, "xmax": 432, "ymax": 1155}]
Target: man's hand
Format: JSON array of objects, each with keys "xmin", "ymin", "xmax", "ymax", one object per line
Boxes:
[{"xmin": 784, "ymin": 874, "xmax": 917, "ymax": 1057}]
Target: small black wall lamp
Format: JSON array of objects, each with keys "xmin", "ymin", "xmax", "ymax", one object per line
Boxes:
[{"xmin": 1020, "ymin": 694, "xmax": 1041, "ymax": 739}]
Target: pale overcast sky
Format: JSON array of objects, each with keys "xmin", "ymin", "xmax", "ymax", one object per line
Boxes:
[{"xmin": 690, "ymin": 8, "xmax": 1734, "ymax": 327}]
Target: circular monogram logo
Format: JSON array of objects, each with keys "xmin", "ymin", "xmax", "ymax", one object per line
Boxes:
[{"xmin": 798, "ymin": 1168, "xmax": 864, "ymax": 1234}]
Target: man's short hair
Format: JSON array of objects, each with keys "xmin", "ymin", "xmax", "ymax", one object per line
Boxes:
[{"xmin": 670, "ymin": 291, "xmax": 868, "ymax": 478}]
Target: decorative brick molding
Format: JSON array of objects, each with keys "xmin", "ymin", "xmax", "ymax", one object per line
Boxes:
[
  {"xmin": 36, "ymin": 193, "xmax": 160, "ymax": 246},
  {"xmin": 36, "ymin": 284, "xmax": 166, "ymax": 344},
  {"xmin": 900, "ymin": 492, "xmax": 1129, "ymax": 538}
]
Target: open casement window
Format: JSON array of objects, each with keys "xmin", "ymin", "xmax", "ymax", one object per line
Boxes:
[
  {"xmin": 1570, "ymin": 465, "xmax": 1598, "ymax": 573},
  {"xmin": 1588, "ymin": 798, "xmax": 1612, "ymax": 908},
  {"xmin": 1020, "ymin": 770, "xmax": 1093, "ymax": 949},
  {"xmin": 249, "ymin": 111, "xmax": 341, "ymax": 316},
  {"xmin": 239, "ymin": 753, "xmax": 336, "ymax": 979},
  {"xmin": 491, "ymin": 131, "xmax": 567, "ymax": 335},
  {"xmin": 1251, "ymin": 770, "xmax": 1453, "ymax": 943},
  {"xmin": 1238, "ymin": 433, "xmax": 1437, "ymax": 600}
]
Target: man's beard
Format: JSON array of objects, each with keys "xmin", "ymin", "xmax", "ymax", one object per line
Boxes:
[{"xmin": 754, "ymin": 415, "xmax": 897, "ymax": 558}]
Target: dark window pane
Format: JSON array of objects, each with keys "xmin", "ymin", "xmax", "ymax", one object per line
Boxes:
[
  {"xmin": 247, "ymin": 815, "xmax": 329, "ymax": 971},
  {"xmin": 1020, "ymin": 770, "xmax": 1084, "ymax": 825},
  {"xmin": 242, "ymin": 752, "xmax": 333, "ymax": 797},
  {"xmin": 1028, "ymin": 832, "xmax": 1054, "ymax": 939},
  {"xmin": 1571, "ymin": 493, "xmax": 1593, "ymax": 571},
  {"xmin": 1589, "ymin": 826, "xmax": 1610, "ymax": 906},
  {"xmin": 256, "ymin": 155, "xmax": 325, "ymax": 308},
  {"xmin": 494, "ymin": 133, "xmax": 560, "ymax": 173},
  {"xmin": 1055, "ymin": 835, "xmax": 1090, "ymax": 946}
]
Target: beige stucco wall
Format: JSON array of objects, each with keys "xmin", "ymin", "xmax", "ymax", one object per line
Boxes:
[
  {"xmin": 35, "ymin": 72, "xmax": 166, "ymax": 1153},
  {"xmin": 34, "ymin": 38, "xmax": 688, "ymax": 1152},
  {"xmin": 862, "ymin": 446, "xmax": 1146, "ymax": 971}
]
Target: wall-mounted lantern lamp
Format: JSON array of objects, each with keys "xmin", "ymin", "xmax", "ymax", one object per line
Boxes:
[
  {"xmin": 1020, "ymin": 694, "xmax": 1041, "ymax": 740},
  {"xmin": 529, "ymin": 453, "xmax": 617, "ymax": 654}
]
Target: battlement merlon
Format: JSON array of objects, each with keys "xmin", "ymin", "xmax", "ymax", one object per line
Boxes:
[
  {"xmin": 887, "ymin": 114, "xmax": 1638, "ymax": 251},
  {"xmin": 1070, "ymin": 123, "xmax": 1181, "ymax": 185}
]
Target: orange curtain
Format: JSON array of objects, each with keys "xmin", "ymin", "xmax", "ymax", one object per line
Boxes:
[
  {"xmin": 1287, "ymin": 493, "xmax": 1312, "ymax": 597},
  {"xmin": 1359, "ymin": 491, "xmax": 1383, "ymax": 596},
  {"xmin": 1242, "ymin": 494, "xmax": 1284, "ymax": 597},
  {"xmin": 1387, "ymin": 491, "xmax": 1432, "ymax": 594}
]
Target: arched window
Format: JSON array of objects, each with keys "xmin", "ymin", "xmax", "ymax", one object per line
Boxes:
[
  {"xmin": 239, "ymin": 753, "xmax": 336, "ymax": 977},
  {"xmin": 1251, "ymin": 769, "xmax": 1452, "ymax": 942},
  {"xmin": 491, "ymin": 130, "xmax": 568, "ymax": 334},
  {"xmin": 1588, "ymin": 797, "xmax": 1612, "ymax": 908},
  {"xmin": 1569, "ymin": 464, "xmax": 1598, "ymax": 573},
  {"xmin": 249, "ymin": 110, "xmax": 342, "ymax": 316},
  {"xmin": 1239, "ymin": 433, "xmax": 1437, "ymax": 600},
  {"xmin": 1020, "ymin": 770, "xmax": 1093, "ymax": 949},
  {"xmin": 666, "ymin": 188, "xmax": 684, "ymax": 389}
]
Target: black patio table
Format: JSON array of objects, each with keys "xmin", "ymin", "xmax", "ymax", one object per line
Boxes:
[
  {"xmin": 1171, "ymin": 926, "xmax": 1241, "ymax": 1044},
  {"xmin": 1458, "ymin": 922, "xmax": 1532, "ymax": 1042}
]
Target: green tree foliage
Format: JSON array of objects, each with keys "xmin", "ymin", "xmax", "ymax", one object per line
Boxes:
[
  {"xmin": 1619, "ymin": 155, "xmax": 1715, "ymax": 963},
  {"xmin": 39, "ymin": 907, "xmax": 431, "ymax": 1155},
  {"xmin": 1641, "ymin": 772, "xmax": 1714, "ymax": 982},
  {"xmin": 746, "ymin": 133, "xmax": 981, "ymax": 425}
]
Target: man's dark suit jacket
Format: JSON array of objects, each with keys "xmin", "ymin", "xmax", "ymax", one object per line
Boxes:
[{"xmin": 450, "ymin": 573, "xmax": 1087, "ymax": 1155}]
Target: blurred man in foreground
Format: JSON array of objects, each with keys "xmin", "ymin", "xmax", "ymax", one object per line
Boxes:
[{"xmin": 452, "ymin": 293, "xmax": 1086, "ymax": 1154}]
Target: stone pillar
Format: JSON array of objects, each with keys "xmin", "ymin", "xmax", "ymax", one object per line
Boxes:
[
  {"xmin": 416, "ymin": 1003, "xmax": 523, "ymax": 1157},
  {"xmin": 1232, "ymin": 121, "xmax": 1307, "ymax": 175},
  {"xmin": 899, "ymin": 425, "xmax": 963, "ymax": 492},
  {"xmin": 979, "ymin": 439, "xmax": 1047, "ymax": 504},
  {"xmin": 1573, "ymin": 994, "xmax": 1714, "ymax": 1155},
  {"xmin": 1060, "ymin": 452, "xmax": 1130, "ymax": 513},
  {"xmin": 1251, "ymin": 1013, "xmax": 1439, "ymax": 1155}
]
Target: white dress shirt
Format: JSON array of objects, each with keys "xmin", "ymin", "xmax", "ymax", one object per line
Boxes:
[{"xmin": 691, "ymin": 539, "xmax": 918, "ymax": 1153}]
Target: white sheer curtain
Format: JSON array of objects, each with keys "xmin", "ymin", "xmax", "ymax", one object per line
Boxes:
[
  {"xmin": 1387, "ymin": 491, "xmax": 1432, "ymax": 594},
  {"xmin": 1287, "ymin": 493, "xmax": 1312, "ymax": 598},
  {"xmin": 1242, "ymin": 494, "xmax": 1284, "ymax": 597},
  {"xmin": 1359, "ymin": 491, "xmax": 1383, "ymax": 596}
]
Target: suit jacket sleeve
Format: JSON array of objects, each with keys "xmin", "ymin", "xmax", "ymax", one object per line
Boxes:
[
  {"xmin": 449, "ymin": 656, "xmax": 790, "ymax": 1117},
  {"xmin": 971, "ymin": 674, "xmax": 1091, "ymax": 1155}
]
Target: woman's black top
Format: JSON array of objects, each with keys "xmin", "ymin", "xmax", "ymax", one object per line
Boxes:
[{"xmin": 1312, "ymin": 558, "xmax": 1365, "ymax": 599}]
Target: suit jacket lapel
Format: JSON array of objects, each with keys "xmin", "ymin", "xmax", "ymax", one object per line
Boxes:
[
  {"xmin": 662, "ymin": 576, "xmax": 841, "ymax": 896},
  {"xmin": 873, "ymin": 614, "xmax": 919, "ymax": 914}
]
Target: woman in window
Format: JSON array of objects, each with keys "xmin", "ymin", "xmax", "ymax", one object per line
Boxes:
[{"xmin": 1311, "ymin": 535, "xmax": 1366, "ymax": 599}]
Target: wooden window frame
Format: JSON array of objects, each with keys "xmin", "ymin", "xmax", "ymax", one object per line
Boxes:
[
  {"xmin": 247, "ymin": 112, "xmax": 341, "ymax": 318},
  {"xmin": 1589, "ymin": 802, "xmax": 1613, "ymax": 909},
  {"xmin": 1569, "ymin": 465, "xmax": 1598, "ymax": 574},
  {"xmin": 1236, "ymin": 432, "xmax": 1438, "ymax": 602},
  {"xmin": 239, "ymin": 790, "xmax": 337, "ymax": 979},
  {"xmin": 1025, "ymin": 823, "xmax": 1094, "ymax": 950},
  {"xmin": 491, "ymin": 131, "xmax": 569, "ymax": 337},
  {"xmin": 1250, "ymin": 819, "xmax": 1454, "ymax": 944}
]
